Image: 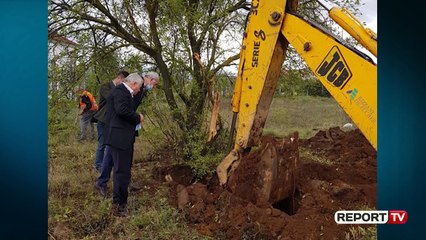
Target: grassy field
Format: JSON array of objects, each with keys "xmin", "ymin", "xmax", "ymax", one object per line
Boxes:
[
  {"xmin": 48, "ymin": 96, "xmax": 352, "ymax": 239},
  {"xmin": 218, "ymin": 96, "xmax": 351, "ymax": 139}
]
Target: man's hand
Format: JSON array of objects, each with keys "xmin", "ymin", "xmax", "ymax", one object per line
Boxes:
[{"xmin": 139, "ymin": 113, "xmax": 144, "ymax": 125}]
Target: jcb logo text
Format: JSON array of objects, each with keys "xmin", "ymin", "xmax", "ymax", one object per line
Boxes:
[{"xmin": 316, "ymin": 46, "xmax": 352, "ymax": 89}]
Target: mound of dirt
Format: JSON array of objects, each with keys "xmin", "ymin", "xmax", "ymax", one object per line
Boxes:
[
  {"xmin": 227, "ymin": 133, "xmax": 299, "ymax": 206},
  {"xmin": 161, "ymin": 127, "xmax": 377, "ymax": 239}
]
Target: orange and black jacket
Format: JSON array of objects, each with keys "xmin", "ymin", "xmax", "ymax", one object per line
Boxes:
[{"xmin": 79, "ymin": 91, "xmax": 98, "ymax": 114}]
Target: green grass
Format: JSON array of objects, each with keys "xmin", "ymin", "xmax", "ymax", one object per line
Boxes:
[
  {"xmin": 218, "ymin": 96, "xmax": 351, "ymax": 139},
  {"xmin": 266, "ymin": 96, "xmax": 351, "ymax": 138},
  {"xmin": 48, "ymin": 112, "xmax": 209, "ymax": 239}
]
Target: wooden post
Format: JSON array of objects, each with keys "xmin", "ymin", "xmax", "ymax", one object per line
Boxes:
[{"xmin": 207, "ymin": 92, "xmax": 220, "ymax": 142}]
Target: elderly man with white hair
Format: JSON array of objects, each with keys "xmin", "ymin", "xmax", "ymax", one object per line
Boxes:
[
  {"xmin": 95, "ymin": 71, "xmax": 160, "ymax": 200},
  {"xmin": 102, "ymin": 72, "xmax": 146, "ymax": 217}
]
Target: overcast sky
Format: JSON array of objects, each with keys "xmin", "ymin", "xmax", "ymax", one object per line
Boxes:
[
  {"xmin": 223, "ymin": 0, "xmax": 378, "ymax": 73},
  {"xmin": 358, "ymin": 0, "xmax": 377, "ymax": 32}
]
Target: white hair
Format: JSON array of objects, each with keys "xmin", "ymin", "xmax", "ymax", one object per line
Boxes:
[
  {"xmin": 143, "ymin": 71, "xmax": 160, "ymax": 81},
  {"xmin": 125, "ymin": 72, "xmax": 143, "ymax": 84}
]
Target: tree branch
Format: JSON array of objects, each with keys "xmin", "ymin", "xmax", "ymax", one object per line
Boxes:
[
  {"xmin": 210, "ymin": 53, "xmax": 240, "ymax": 77},
  {"xmin": 83, "ymin": 0, "xmax": 157, "ymax": 57},
  {"xmin": 124, "ymin": 1, "xmax": 143, "ymax": 40}
]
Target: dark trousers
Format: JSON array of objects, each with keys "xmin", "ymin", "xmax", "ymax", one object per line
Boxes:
[
  {"xmin": 96, "ymin": 146, "xmax": 136, "ymax": 189},
  {"xmin": 110, "ymin": 145, "xmax": 134, "ymax": 205},
  {"xmin": 96, "ymin": 145, "xmax": 113, "ymax": 188},
  {"xmin": 94, "ymin": 121, "xmax": 106, "ymax": 170}
]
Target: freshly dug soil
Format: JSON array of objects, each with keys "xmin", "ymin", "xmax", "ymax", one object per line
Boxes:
[
  {"xmin": 227, "ymin": 133, "xmax": 299, "ymax": 207},
  {"xmin": 159, "ymin": 127, "xmax": 377, "ymax": 239}
]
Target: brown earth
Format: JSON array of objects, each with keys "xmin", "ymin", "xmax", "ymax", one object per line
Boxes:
[{"xmin": 153, "ymin": 127, "xmax": 377, "ymax": 239}]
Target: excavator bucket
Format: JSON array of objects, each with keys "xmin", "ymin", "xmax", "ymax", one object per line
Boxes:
[
  {"xmin": 217, "ymin": 149, "xmax": 240, "ymax": 186},
  {"xmin": 223, "ymin": 133, "xmax": 299, "ymax": 205}
]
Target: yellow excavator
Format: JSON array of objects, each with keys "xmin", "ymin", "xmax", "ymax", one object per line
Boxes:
[{"xmin": 217, "ymin": 0, "xmax": 377, "ymax": 204}]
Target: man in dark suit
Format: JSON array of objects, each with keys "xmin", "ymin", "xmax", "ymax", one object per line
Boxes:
[
  {"xmin": 94, "ymin": 71, "xmax": 160, "ymax": 198},
  {"xmin": 103, "ymin": 73, "xmax": 144, "ymax": 217},
  {"xmin": 93, "ymin": 71, "xmax": 129, "ymax": 171}
]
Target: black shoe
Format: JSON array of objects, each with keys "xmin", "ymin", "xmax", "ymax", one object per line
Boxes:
[
  {"xmin": 112, "ymin": 204, "xmax": 129, "ymax": 217},
  {"xmin": 129, "ymin": 183, "xmax": 142, "ymax": 192},
  {"xmin": 94, "ymin": 184, "xmax": 107, "ymax": 198}
]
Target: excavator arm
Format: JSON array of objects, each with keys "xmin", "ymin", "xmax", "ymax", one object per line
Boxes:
[{"xmin": 217, "ymin": 0, "xmax": 377, "ymax": 191}]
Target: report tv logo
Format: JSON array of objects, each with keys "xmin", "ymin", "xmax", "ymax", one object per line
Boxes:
[{"xmin": 335, "ymin": 210, "xmax": 408, "ymax": 224}]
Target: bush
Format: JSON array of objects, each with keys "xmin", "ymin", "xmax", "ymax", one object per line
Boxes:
[
  {"xmin": 276, "ymin": 69, "xmax": 330, "ymax": 97},
  {"xmin": 181, "ymin": 128, "xmax": 229, "ymax": 178},
  {"xmin": 48, "ymin": 98, "xmax": 78, "ymax": 135},
  {"xmin": 140, "ymin": 92, "xmax": 231, "ymax": 178}
]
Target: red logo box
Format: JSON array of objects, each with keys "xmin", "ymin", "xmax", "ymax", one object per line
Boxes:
[{"xmin": 387, "ymin": 210, "xmax": 408, "ymax": 224}]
